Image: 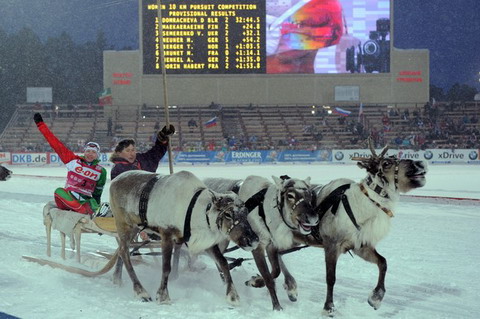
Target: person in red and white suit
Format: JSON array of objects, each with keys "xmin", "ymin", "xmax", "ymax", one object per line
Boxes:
[{"xmin": 34, "ymin": 113, "xmax": 107, "ymax": 215}]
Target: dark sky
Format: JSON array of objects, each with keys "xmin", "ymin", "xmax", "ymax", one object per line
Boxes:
[{"xmin": 1, "ymin": 0, "xmax": 479, "ymax": 91}]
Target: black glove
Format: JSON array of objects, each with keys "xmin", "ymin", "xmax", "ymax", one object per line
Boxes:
[
  {"xmin": 34, "ymin": 113, "xmax": 43, "ymax": 124},
  {"xmin": 157, "ymin": 124, "xmax": 175, "ymax": 142}
]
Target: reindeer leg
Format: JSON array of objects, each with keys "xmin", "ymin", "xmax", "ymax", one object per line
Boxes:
[
  {"xmin": 113, "ymin": 228, "xmax": 139, "ymax": 285},
  {"xmin": 170, "ymin": 242, "xmax": 182, "ymax": 280},
  {"xmin": 323, "ymin": 241, "xmax": 341, "ymax": 317},
  {"xmin": 112, "ymin": 237, "xmax": 124, "ymax": 285},
  {"xmin": 213, "ymin": 239, "xmax": 231, "ymax": 283},
  {"xmin": 118, "ymin": 223, "xmax": 151, "ymax": 301},
  {"xmin": 112, "ymin": 257, "xmax": 124, "ymax": 285},
  {"xmin": 208, "ymin": 245, "xmax": 240, "ymax": 306},
  {"xmin": 355, "ymin": 246, "xmax": 387, "ymax": 310},
  {"xmin": 250, "ymin": 246, "xmax": 282, "ymax": 311},
  {"xmin": 266, "ymin": 244, "xmax": 297, "ymax": 301},
  {"xmin": 266, "ymin": 244, "xmax": 281, "ymax": 279},
  {"xmin": 279, "ymin": 255, "xmax": 298, "ymax": 302},
  {"xmin": 246, "ymin": 244, "xmax": 280, "ymax": 288},
  {"xmin": 156, "ymin": 236, "xmax": 173, "ymax": 304}
]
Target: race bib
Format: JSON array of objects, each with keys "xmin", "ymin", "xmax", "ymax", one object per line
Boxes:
[{"xmin": 65, "ymin": 160, "xmax": 102, "ymax": 196}]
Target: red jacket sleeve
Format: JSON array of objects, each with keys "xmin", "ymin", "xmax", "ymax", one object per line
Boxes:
[{"xmin": 36, "ymin": 121, "xmax": 77, "ymax": 164}]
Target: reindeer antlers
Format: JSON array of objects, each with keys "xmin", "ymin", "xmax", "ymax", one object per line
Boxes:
[{"xmin": 351, "ymin": 137, "xmax": 390, "ymax": 162}]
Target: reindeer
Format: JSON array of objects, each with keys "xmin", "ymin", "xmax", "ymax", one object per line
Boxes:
[
  {"xmin": 109, "ymin": 170, "xmax": 259, "ymax": 306},
  {"xmin": 204, "ymin": 175, "xmax": 318, "ymax": 310},
  {"xmin": 274, "ymin": 141, "xmax": 427, "ymax": 316},
  {"xmin": 0, "ymin": 164, "xmax": 12, "ymax": 181}
]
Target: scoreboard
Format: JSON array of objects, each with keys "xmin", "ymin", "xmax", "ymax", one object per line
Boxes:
[
  {"xmin": 141, "ymin": 0, "xmax": 391, "ymax": 75},
  {"xmin": 142, "ymin": 0, "xmax": 265, "ymax": 74}
]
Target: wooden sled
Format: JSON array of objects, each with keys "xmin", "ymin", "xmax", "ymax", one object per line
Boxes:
[
  {"xmin": 34, "ymin": 202, "xmax": 240, "ymax": 278},
  {"xmin": 43, "ymin": 201, "xmax": 118, "ymax": 263},
  {"xmin": 35, "ymin": 202, "xmax": 165, "ymax": 276}
]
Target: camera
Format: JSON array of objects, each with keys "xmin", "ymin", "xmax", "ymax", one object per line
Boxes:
[{"xmin": 346, "ymin": 18, "xmax": 390, "ymax": 73}]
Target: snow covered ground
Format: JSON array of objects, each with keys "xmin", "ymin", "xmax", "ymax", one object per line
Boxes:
[{"xmin": 0, "ymin": 163, "xmax": 479, "ymax": 319}]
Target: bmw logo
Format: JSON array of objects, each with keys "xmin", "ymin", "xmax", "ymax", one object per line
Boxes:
[
  {"xmin": 424, "ymin": 151, "xmax": 433, "ymax": 160},
  {"xmin": 334, "ymin": 152, "xmax": 344, "ymax": 161},
  {"xmin": 469, "ymin": 151, "xmax": 478, "ymax": 160}
]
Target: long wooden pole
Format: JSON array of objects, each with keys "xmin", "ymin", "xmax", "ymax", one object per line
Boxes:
[{"xmin": 157, "ymin": 0, "xmax": 174, "ymax": 174}]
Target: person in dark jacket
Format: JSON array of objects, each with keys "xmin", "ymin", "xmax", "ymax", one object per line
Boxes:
[{"xmin": 109, "ymin": 124, "xmax": 175, "ymax": 180}]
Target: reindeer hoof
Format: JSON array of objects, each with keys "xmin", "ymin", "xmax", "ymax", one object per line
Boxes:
[
  {"xmin": 134, "ymin": 285, "xmax": 152, "ymax": 302},
  {"xmin": 283, "ymin": 283, "xmax": 298, "ymax": 302},
  {"xmin": 322, "ymin": 303, "xmax": 336, "ymax": 317},
  {"xmin": 321, "ymin": 308, "xmax": 335, "ymax": 317},
  {"xmin": 156, "ymin": 291, "xmax": 171, "ymax": 304},
  {"xmin": 245, "ymin": 275, "xmax": 265, "ymax": 288},
  {"xmin": 273, "ymin": 304, "xmax": 283, "ymax": 311},
  {"xmin": 137, "ymin": 290, "xmax": 152, "ymax": 302},
  {"xmin": 368, "ymin": 289, "xmax": 385, "ymax": 310},
  {"xmin": 226, "ymin": 293, "xmax": 240, "ymax": 307},
  {"xmin": 287, "ymin": 292, "xmax": 297, "ymax": 302},
  {"xmin": 157, "ymin": 297, "xmax": 171, "ymax": 305}
]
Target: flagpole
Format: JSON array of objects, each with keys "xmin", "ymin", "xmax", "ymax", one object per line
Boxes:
[{"xmin": 157, "ymin": 0, "xmax": 174, "ymax": 174}]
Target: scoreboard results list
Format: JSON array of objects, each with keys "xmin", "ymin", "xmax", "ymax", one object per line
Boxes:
[{"xmin": 142, "ymin": 0, "xmax": 265, "ymax": 74}]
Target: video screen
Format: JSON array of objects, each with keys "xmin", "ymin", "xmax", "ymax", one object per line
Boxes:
[{"xmin": 142, "ymin": 0, "xmax": 391, "ymax": 74}]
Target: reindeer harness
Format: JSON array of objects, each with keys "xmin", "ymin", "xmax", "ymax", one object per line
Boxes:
[
  {"xmin": 138, "ymin": 175, "xmax": 160, "ymax": 227},
  {"xmin": 243, "ymin": 181, "xmax": 311, "ymax": 234},
  {"xmin": 244, "ymin": 188, "xmax": 270, "ymax": 232},
  {"xmin": 351, "ymin": 139, "xmax": 399, "ymax": 219},
  {"xmin": 359, "ymin": 184, "xmax": 394, "ymax": 217},
  {"xmin": 314, "ymin": 152, "xmax": 398, "ymax": 230},
  {"xmin": 184, "ymin": 189, "xmax": 243, "ymax": 243},
  {"xmin": 276, "ymin": 180, "xmax": 314, "ymax": 231},
  {"xmin": 314, "ymin": 183, "xmax": 361, "ymax": 230},
  {"xmin": 137, "ymin": 176, "xmax": 240, "ymax": 244},
  {"xmin": 182, "ymin": 188, "xmax": 206, "ymax": 242}
]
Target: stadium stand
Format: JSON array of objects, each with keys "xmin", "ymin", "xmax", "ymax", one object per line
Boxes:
[{"xmin": 1, "ymin": 102, "xmax": 479, "ymax": 153}]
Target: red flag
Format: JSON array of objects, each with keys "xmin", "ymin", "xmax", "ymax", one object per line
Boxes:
[{"xmin": 98, "ymin": 88, "xmax": 112, "ymax": 105}]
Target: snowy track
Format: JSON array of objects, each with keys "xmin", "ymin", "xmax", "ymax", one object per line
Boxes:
[{"xmin": 0, "ymin": 165, "xmax": 479, "ymax": 318}]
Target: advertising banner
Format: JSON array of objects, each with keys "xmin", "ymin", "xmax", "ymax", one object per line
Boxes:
[
  {"xmin": 423, "ymin": 149, "xmax": 479, "ymax": 164},
  {"xmin": 9, "ymin": 152, "xmax": 113, "ymax": 166},
  {"xmin": 332, "ymin": 149, "xmax": 480, "ymax": 164},
  {"xmin": 4, "ymin": 149, "xmax": 479, "ymax": 166},
  {"xmin": 11, "ymin": 153, "xmax": 48, "ymax": 165},
  {"xmin": 277, "ymin": 150, "xmax": 331, "ymax": 162},
  {"xmin": 0, "ymin": 152, "xmax": 11, "ymax": 164},
  {"xmin": 175, "ymin": 151, "xmax": 217, "ymax": 164},
  {"xmin": 225, "ymin": 150, "xmax": 271, "ymax": 163}
]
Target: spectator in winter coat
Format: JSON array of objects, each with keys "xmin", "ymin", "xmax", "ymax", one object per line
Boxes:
[
  {"xmin": 34, "ymin": 113, "xmax": 107, "ymax": 215},
  {"xmin": 109, "ymin": 124, "xmax": 175, "ymax": 180}
]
